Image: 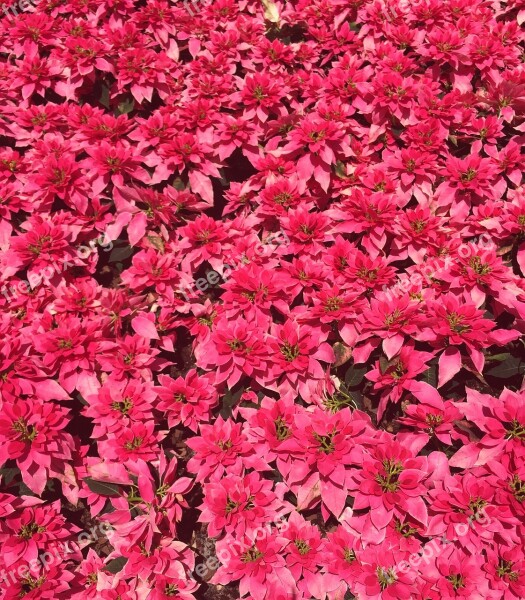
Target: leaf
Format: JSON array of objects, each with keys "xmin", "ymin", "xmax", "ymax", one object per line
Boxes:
[
  {"xmin": 99, "ymin": 85, "xmax": 110, "ymax": 109},
  {"xmin": 334, "ymin": 161, "xmax": 347, "ymax": 179},
  {"xmin": 18, "ymin": 482, "xmax": 35, "ymax": 496},
  {"xmin": 220, "ymin": 387, "xmax": 244, "ymax": 418},
  {"xmin": 379, "ymin": 356, "xmax": 394, "ymax": 375},
  {"xmin": 84, "ymin": 478, "xmax": 121, "ymax": 497},
  {"xmin": 486, "ymin": 354, "xmax": 525, "ymax": 379},
  {"xmin": 109, "ymin": 244, "xmax": 133, "ymax": 263},
  {"xmin": 462, "ymin": 362, "xmax": 489, "ymax": 386},
  {"xmin": 0, "ymin": 467, "xmax": 19, "ymax": 486},
  {"xmin": 171, "ymin": 179, "xmax": 186, "ymax": 191},
  {"xmin": 345, "ymin": 364, "xmax": 367, "ymax": 387},
  {"xmin": 116, "ymin": 97, "xmax": 135, "ymax": 115},
  {"xmin": 485, "ymin": 353, "xmax": 511, "ymax": 363},
  {"xmin": 262, "ymin": 0, "xmax": 280, "ymax": 23},
  {"xmin": 333, "ymin": 342, "xmax": 352, "ymax": 367},
  {"xmin": 496, "ymin": 244, "xmax": 513, "ymax": 257},
  {"xmin": 346, "ymin": 389, "xmax": 364, "ymax": 410},
  {"xmin": 131, "ymin": 315, "xmax": 159, "ymax": 340},
  {"xmin": 76, "ymin": 393, "xmax": 88, "ymax": 406},
  {"xmin": 421, "ymin": 362, "xmax": 438, "ymax": 388},
  {"xmin": 147, "ymin": 235, "xmax": 165, "ymax": 253},
  {"xmin": 106, "ymin": 557, "xmax": 127, "ymax": 574}
]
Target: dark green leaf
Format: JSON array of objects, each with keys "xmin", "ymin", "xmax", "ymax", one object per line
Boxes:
[
  {"xmin": 109, "ymin": 245, "xmax": 133, "ymax": 263},
  {"xmin": 379, "ymin": 356, "xmax": 393, "ymax": 375},
  {"xmin": 0, "ymin": 467, "xmax": 19, "ymax": 486},
  {"xmin": 106, "ymin": 557, "xmax": 127, "ymax": 574},
  {"xmin": 486, "ymin": 355, "xmax": 525, "ymax": 379},
  {"xmin": 220, "ymin": 387, "xmax": 244, "ymax": 418},
  {"xmin": 421, "ymin": 363, "xmax": 438, "ymax": 388},
  {"xmin": 345, "ymin": 364, "xmax": 367, "ymax": 387},
  {"xmin": 84, "ymin": 478, "xmax": 121, "ymax": 497},
  {"xmin": 116, "ymin": 98, "xmax": 135, "ymax": 115},
  {"xmin": 485, "ymin": 353, "xmax": 511, "ymax": 363},
  {"xmin": 100, "ymin": 85, "xmax": 110, "ymax": 109}
]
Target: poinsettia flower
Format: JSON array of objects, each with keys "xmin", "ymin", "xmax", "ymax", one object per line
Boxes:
[
  {"xmin": 198, "ymin": 471, "xmax": 289, "ymax": 538},
  {"xmin": 348, "ymin": 439, "xmax": 430, "ymax": 538},
  {"xmin": 450, "ymin": 388, "xmax": 525, "ymax": 468},
  {"xmin": 186, "ymin": 416, "xmax": 270, "ymax": 483}
]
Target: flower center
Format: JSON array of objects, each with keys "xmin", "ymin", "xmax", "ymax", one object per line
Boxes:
[
  {"xmin": 375, "ymin": 459, "xmax": 404, "ymax": 492},
  {"xmin": 294, "ymin": 539, "xmax": 310, "ymax": 555},
  {"xmin": 468, "ymin": 255, "xmax": 491, "ymax": 275},
  {"xmin": 505, "ymin": 419, "xmax": 525, "ymax": 441},
  {"xmin": 279, "ymin": 342, "xmax": 300, "ymax": 362},
  {"xmin": 313, "ymin": 430, "xmax": 336, "ymax": 454},
  {"xmin": 12, "ymin": 418, "xmax": 38, "ymax": 442},
  {"xmin": 274, "ymin": 416, "xmax": 291, "ymax": 441},
  {"xmin": 509, "ymin": 474, "xmax": 525, "ymax": 502},
  {"xmin": 124, "ymin": 436, "xmax": 143, "ymax": 450},
  {"xmin": 446, "ymin": 312, "xmax": 470, "ymax": 333},
  {"xmin": 460, "ymin": 168, "xmax": 477, "ymax": 182},
  {"xmin": 447, "ymin": 573, "xmax": 466, "ymax": 590},
  {"xmin": 241, "ymin": 545, "xmax": 262, "ymax": 562},
  {"xmin": 377, "ymin": 566, "xmax": 397, "ymax": 589},
  {"xmin": 111, "ymin": 396, "xmax": 133, "ymax": 415},
  {"xmin": 496, "ymin": 559, "xmax": 519, "ymax": 581},
  {"xmin": 19, "ymin": 522, "xmax": 45, "ymax": 540}
]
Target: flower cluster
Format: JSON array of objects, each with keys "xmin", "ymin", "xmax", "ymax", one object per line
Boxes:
[{"xmin": 0, "ymin": 0, "xmax": 525, "ymax": 598}]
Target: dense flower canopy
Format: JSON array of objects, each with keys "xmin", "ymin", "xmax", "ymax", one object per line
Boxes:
[{"xmin": 0, "ymin": 0, "xmax": 525, "ymax": 598}]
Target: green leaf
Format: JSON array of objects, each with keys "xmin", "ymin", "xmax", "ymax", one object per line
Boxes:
[
  {"xmin": 84, "ymin": 478, "xmax": 121, "ymax": 497},
  {"xmin": 421, "ymin": 363, "xmax": 438, "ymax": 388},
  {"xmin": 116, "ymin": 98, "xmax": 135, "ymax": 115},
  {"xmin": 486, "ymin": 355, "xmax": 525, "ymax": 379},
  {"xmin": 100, "ymin": 85, "xmax": 110, "ymax": 109},
  {"xmin": 106, "ymin": 557, "xmax": 127, "ymax": 574},
  {"xmin": 109, "ymin": 245, "xmax": 133, "ymax": 263},
  {"xmin": 334, "ymin": 161, "xmax": 347, "ymax": 178},
  {"xmin": 485, "ymin": 353, "xmax": 511, "ymax": 363},
  {"xmin": 19, "ymin": 482, "xmax": 35, "ymax": 496},
  {"xmin": 220, "ymin": 387, "xmax": 244, "ymax": 418},
  {"xmin": 0, "ymin": 467, "xmax": 19, "ymax": 486},
  {"xmin": 333, "ymin": 342, "xmax": 352, "ymax": 367},
  {"xmin": 147, "ymin": 235, "xmax": 165, "ymax": 253},
  {"xmin": 345, "ymin": 364, "xmax": 367, "ymax": 387},
  {"xmin": 379, "ymin": 356, "xmax": 394, "ymax": 375},
  {"xmin": 172, "ymin": 179, "xmax": 186, "ymax": 191}
]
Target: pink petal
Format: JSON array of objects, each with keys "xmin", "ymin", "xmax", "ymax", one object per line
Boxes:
[
  {"xmin": 131, "ymin": 315, "xmax": 159, "ymax": 340},
  {"xmin": 438, "ymin": 347, "xmax": 462, "ymax": 388}
]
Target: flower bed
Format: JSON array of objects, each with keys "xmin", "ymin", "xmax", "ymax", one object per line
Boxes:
[{"xmin": 0, "ymin": 0, "xmax": 525, "ymax": 598}]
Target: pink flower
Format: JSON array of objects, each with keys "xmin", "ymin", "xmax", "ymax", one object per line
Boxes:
[
  {"xmin": 349, "ymin": 439, "xmax": 429, "ymax": 536},
  {"xmin": 99, "ymin": 421, "xmax": 164, "ymax": 465},
  {"xmin": 156, "ymin": 369, "xmax": 217, "ymax": 433},
  {"xmin": 0, "ymin": 398, "xmax": 74, "ymax": 495},
  {"xmin": 186, "ymin": 416, "xmax": 270, "ymax": 483},
  {"xmin": 266, "ymin": 320, "xmax": 334, "ymax": 401},
  {"xmin": 199, "ymin": 472, "xmax": 288, "ymax": 538},
  {"xmin": 212, "ymin": 532, "xmax": 296, "ymax": 600},
  {"xmin": 449, "ymin": 388, "xmax": 525, "ymax": 468},
  {"xmin": 199, "ymin": 318, "xmax": 269, "ymax": 388},
  {"xmin": 353, "ymin": 545, "xmax": 415, "ymax": 600}
]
